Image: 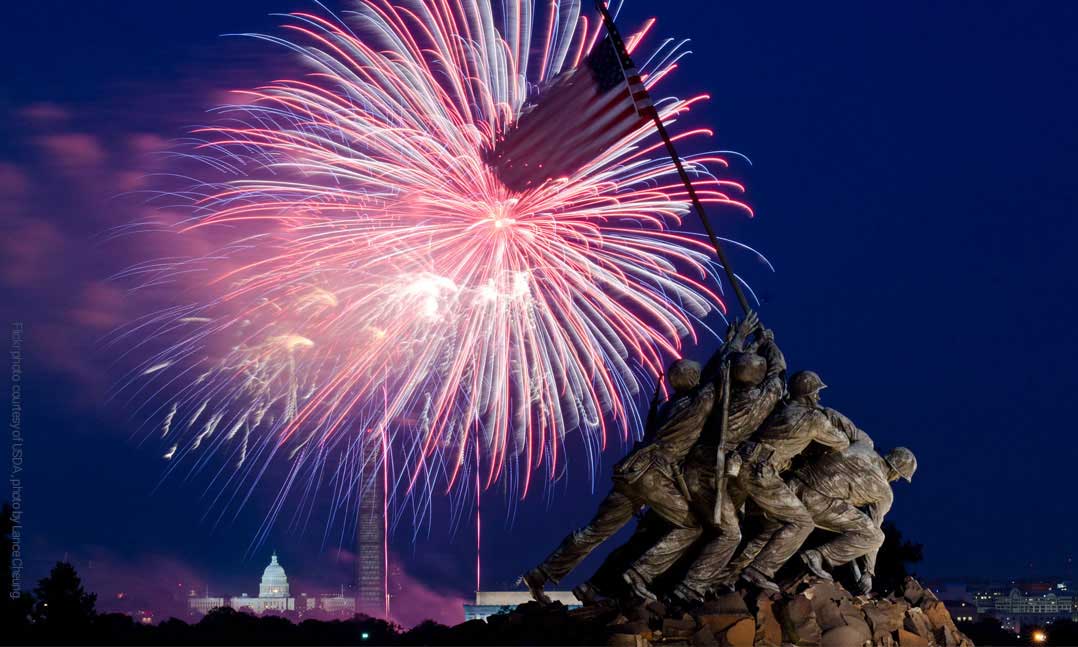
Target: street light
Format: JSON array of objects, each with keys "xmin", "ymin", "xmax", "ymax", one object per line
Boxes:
[{"xmin": 1032, "ymin": 629, "xmax": 1047, "ymax": 644}]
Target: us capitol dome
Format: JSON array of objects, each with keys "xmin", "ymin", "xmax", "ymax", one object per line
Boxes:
[{"xmin": 258, "ymin": 552, "xmax": 290, "ymax": 598}]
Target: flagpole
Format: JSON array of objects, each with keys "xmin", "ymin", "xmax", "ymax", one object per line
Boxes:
[{"xmin": 594, "ymin": 0, "xmax": 752, "ymax": 316}]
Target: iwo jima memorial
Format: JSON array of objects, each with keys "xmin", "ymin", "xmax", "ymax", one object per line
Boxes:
[{"xmin": 475, "ymin": 3, "xmax": 974, "ymax": 646}]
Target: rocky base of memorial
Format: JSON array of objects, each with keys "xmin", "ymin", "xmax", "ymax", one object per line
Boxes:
[{"xmin": 444, "ymin": 577, "xmax": 973, "ymax": 646}]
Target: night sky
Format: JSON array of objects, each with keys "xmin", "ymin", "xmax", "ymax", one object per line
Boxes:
[{"xmin": 3, "ymin": 0, "xmax": 1076, "ymax": 626}]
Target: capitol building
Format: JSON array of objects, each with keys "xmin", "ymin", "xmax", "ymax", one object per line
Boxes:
[{"xmin": 188, "ymin": 552, "xmax": 356, "ymax": 618}]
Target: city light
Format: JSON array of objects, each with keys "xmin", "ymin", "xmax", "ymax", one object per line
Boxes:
[
  {"xmin": 361, "ymin": 632, "xmax": 370, "ymax": 640},
  {"xmin": 1032, "ymin": 630, "xmax": 1047, "ymax": 643}
]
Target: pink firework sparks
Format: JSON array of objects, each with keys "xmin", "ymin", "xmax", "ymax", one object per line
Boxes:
[{"xmin": 116, "ymin": 0, "xmax": 757, "ymax": 536}]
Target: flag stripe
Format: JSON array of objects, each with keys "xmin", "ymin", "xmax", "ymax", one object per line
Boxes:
[{"xmin": 485, "ymin": 37, "xmax": 656, "ymax": 192}]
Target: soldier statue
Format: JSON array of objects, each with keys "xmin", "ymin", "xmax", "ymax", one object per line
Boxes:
[
  {"xmin": 673, "ymin": 326, "xmax": 787, "ymax": 602},
  {"xmin": 522, "ymin": 314, "xmax": 758, "ymax": 604},
  {"xmin": 730, "ymin": 370, "xmax": 852, "ymax": 592},
  {"xmin": 717, "ymin": 401, "xmax": 877, "ymax": 586},
  {"xmin": 731, "ymin": 444, "xmax": 917, "ymax": 594},
  {"xmin": 578, "ymin": 320, "xmax": 784, "ymax": 604}
]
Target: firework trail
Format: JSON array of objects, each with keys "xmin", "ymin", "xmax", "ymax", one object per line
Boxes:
[{"xmin": 115, "ymin": 0, "xmax": 758, "ymax": 541}]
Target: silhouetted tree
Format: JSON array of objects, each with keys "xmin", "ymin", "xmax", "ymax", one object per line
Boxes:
[
  {"xmin": 89, "ymin": 611, "xmax": 154, "ymax": 645},
  {"xmin": 400, "ymin": 619, "xmax": 453, "ymax": 645},
  {"xmin": 957, "ymin": 616, "xmax": 1023, "ymax": 646},
  {"xmin": 196, "ymin": 606, "xmax": 265, "ymax": 644},
  {"xmin": 32, "ymin": 561, "xmax": 97, "ymax": 639},
  {"xmin": 873, "ymin": 521, "xmax": 924, "ymax": 595},
  {"xmin": 339, "ymin": 613, "xmax": 404, "ymax": 645},
  {"xmin": 155, "ymin": 616, "xmax": 195, "ymax": 644}
]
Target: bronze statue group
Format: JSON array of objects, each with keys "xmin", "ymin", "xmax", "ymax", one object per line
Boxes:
[{"xmin": 523, "ymin": 312, "xmax": 917, "ymax": 607}]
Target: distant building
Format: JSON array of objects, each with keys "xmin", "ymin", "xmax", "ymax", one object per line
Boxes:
[
  {"xmin": 464, "ymin": 591, "xmax": 580, "ymax": 622},
  {"xmin": 971, "ymin": 585, "xmax": 1008, "ymax": 614},
  {"xmin": 188, "ymin": 595, "xmax": 227, "ymax": 616},
  {"xmin": 989, "ymin": 588, "xmax": 1075, "ymax": 629},
  {"xmin": 231, "ymin": 552, "xmax": 296, "ymax": 614},
  {"xmin": 311, "ymin": 592, "xmax": 357, "ymax": 616},
  {"xmin": 259, "ymin": 553, "xmax": 291, "ymax": 598},
  {"xmin": 943, "ymin": 600, "xmax": 979, "ymax": 624},
  {"xmin": 187, "ymin": 552, "xmax": 354, "ymax": 618},
  {"xmin": 299, "ymin": 589, "xmax": 357, "ymax": 617}
]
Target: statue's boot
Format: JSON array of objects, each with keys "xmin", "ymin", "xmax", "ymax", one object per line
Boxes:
[
  {"xmin": 740, "ymin": 566, "xmax": 780, "ymax": 593},
  {"xmin": 522, "ymin": 567, "xmax": 553, "ymax": 605},
  {"xmin": 572, "ymin": 581, "xmax": 601, "ymax": 605},
  {"xmin": 671, "ymin": 582, "xmax": 705, "ymax": 605},
  {"xmin": 799, "ymin": 549, "xmax": 833, "ymax": 581},
  {"xmin": 622, "ymin": 568, "xmax": 658, "ymax": 602}
]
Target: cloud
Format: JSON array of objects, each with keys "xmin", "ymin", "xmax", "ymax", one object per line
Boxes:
[
  {"xmin": 0, "ymin": 217, "xmax": 66, "ymax": 286},
  {"xmin": 0, "ymin": 44, "xmax": 300, "ymax": 401},
  {"xmin": 128, "ymin": 133, "xmax": 168, "ymax": 155},
  {"xmin": 115, "ymin": 170, "xmax": 149, "ymax": 192},
  {"xmin": 70, "ymin": 281, "xmax": 127, "ymax": 330},
  {"xmin": 20, "ymin": 102, "xmax": 70, "ymax": 124},
  {"xmin": 0, "ymin": 162, "xmax": 28, "ymax": 196},
  {"xmin": 388, "ymin": 566, "xmax": 469, "ymax": 628},
  {"xmin": 0, "ymin": 105, "xmax": 204, "ymax": 391},
  {"xmin": 37, "ymin": 133, "xmax": 107, "ymax": 171}
]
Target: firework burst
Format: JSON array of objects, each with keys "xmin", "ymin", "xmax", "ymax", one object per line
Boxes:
[{"xmin": 116, "ymin": 0, "xmax": 757, "ymax": 539}]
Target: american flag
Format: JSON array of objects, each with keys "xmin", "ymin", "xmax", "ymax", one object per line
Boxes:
[{"xmin": 485, "ymin": 36, "xmax": 654, "ymax": 192}]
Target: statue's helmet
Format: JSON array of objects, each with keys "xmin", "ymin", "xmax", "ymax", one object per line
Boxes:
[
  {"xmin": 884, "ymin": 447, "xmax": 917, "ymax": 482},
  {"xmin": 789, "ymin": 370, "xmax": 827, "ymax": 398},
  {"xmin": 730, "ymin": 352, "xmax": 767, "ymax": 386},
  {"xmin": 667, "ymin": 359, "xmax": 702, "ymax": 393}
]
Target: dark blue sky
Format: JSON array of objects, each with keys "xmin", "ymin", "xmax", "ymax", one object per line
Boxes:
[{"xmin": 3, "ymin": 0, "xmax": 1076, "ymax": 619}]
